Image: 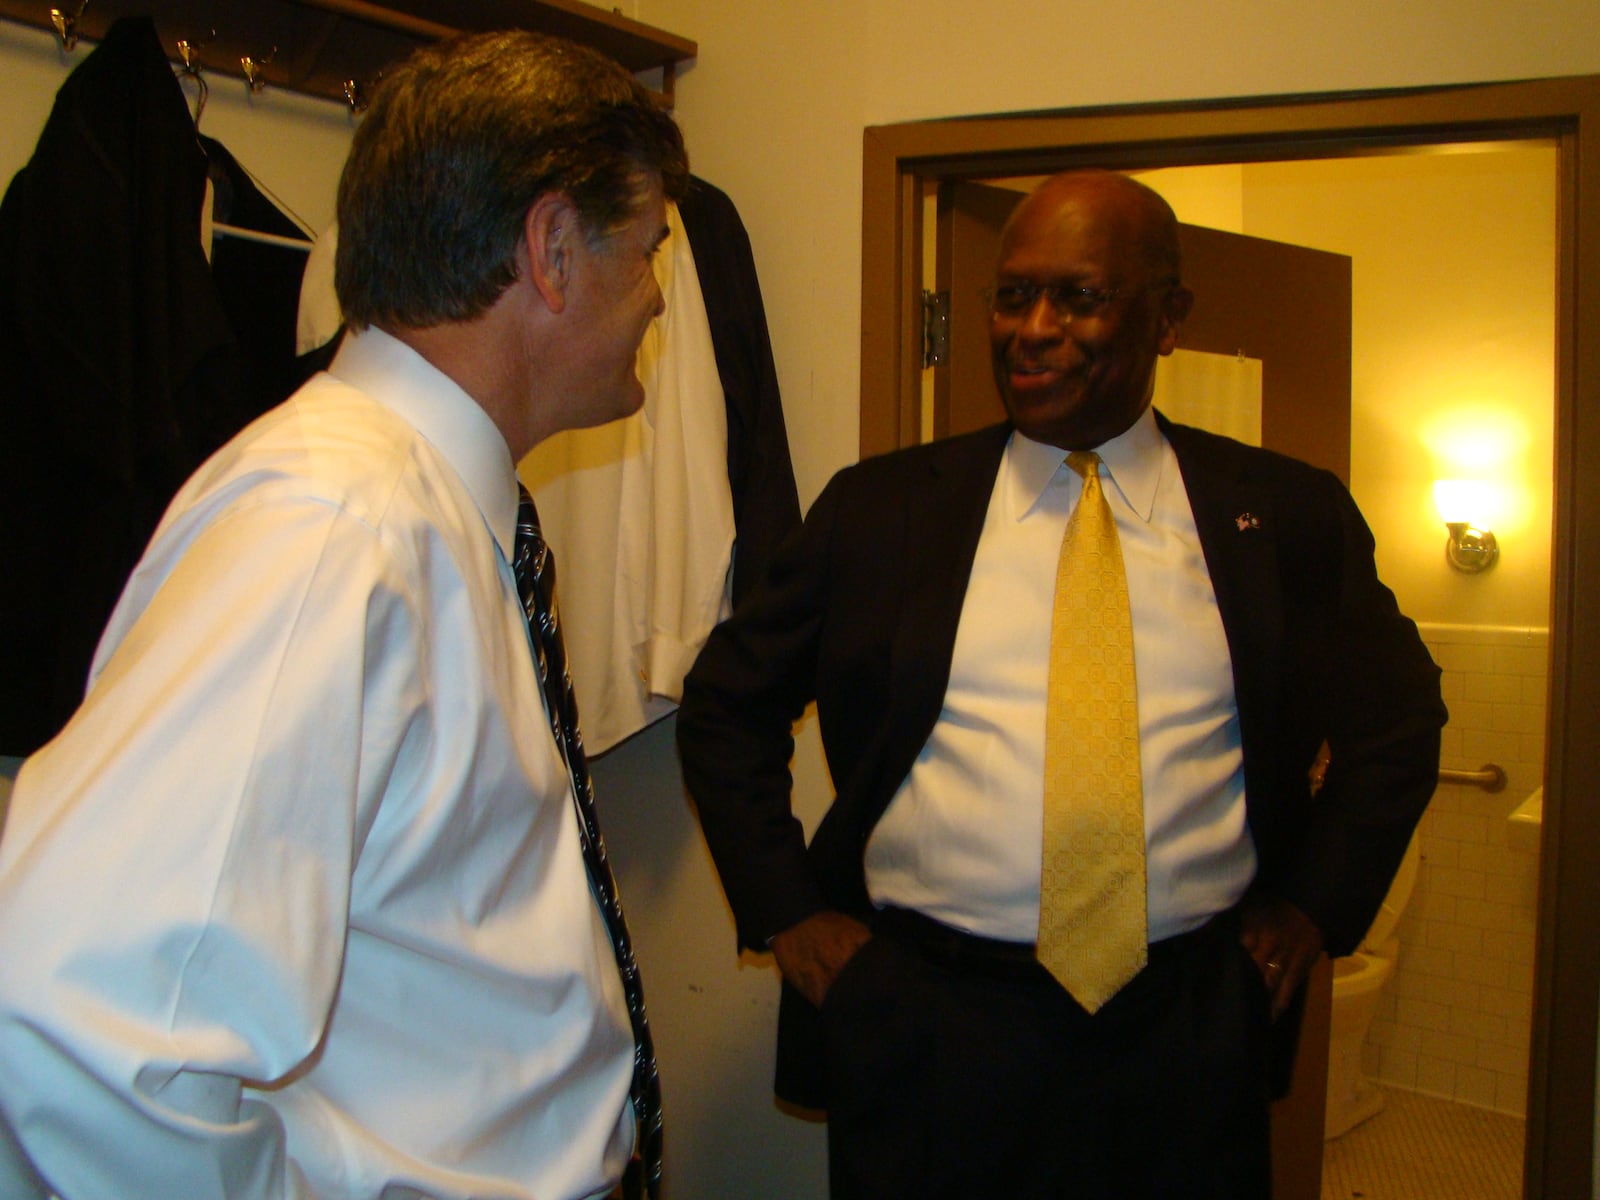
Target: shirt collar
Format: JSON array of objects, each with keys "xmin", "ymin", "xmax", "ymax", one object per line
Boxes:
[
  {"xmin": 1005, "ymin": 403, "xmax": 1166, "ymax": 523},
  {"xmin": 328, "ymin": 327, "xmax": 521, "ymax": 557}
]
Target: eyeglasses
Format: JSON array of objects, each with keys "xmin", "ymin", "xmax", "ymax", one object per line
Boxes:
[{"xmin": 981, "ymin": 279, "xmax": 1176, "ymax": 321}]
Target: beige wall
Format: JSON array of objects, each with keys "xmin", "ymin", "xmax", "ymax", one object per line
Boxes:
[{"xmin": 5, "ymin": 2, "xmax": 1600, "ymax": 1196}]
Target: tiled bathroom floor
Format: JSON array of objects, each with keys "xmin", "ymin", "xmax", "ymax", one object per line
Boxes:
[{"xmin": 1321, "ymin": 1085, "xmax": 1524, "ymax": 1199}]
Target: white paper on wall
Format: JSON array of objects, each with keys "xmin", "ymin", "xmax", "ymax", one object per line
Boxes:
[{"xmin": 1153, "ymin": 348, "xmax": 1263, "ymax": 447}]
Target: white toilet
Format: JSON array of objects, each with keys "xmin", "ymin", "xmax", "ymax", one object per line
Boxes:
[{"xmin": 1323, "ymin": 833, "xmax": 1421, "ymax": 1139}]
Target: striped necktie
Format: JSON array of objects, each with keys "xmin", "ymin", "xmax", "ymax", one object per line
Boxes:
[{"xmin": 513, "ymin": 483, "xmax": 663, "ymax": 1197}]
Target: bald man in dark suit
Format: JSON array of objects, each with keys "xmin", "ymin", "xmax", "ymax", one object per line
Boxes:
[{"xmin": 677, "ymin": 170, "xmax": 1444, "ymax": 1199}]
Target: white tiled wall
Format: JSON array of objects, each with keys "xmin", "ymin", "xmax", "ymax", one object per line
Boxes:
[{"xmin": 1364, "ymin": 623, "xmax": 1547, "ymax": 1116}]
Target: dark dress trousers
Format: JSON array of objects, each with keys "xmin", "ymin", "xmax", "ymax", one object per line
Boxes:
[{"xmin": 677, "ymin": 413, "xmax": 1446, "ymax": 1119}]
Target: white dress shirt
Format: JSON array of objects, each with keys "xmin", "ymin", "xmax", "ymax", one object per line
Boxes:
[
  {"xmin": 865, "ymin": 405, "xmax": 1257, "ymax": 944},
  {"xmin": 0, "ymin": 328, "xmax": 636, "ymax": 1199}
]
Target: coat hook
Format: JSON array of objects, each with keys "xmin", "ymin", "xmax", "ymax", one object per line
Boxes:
[
  {"xmin": 175, "ymin": 31, "xmax": 214, "ymax": 128},
  {"xmin": 241, "ymin": 46, "xmax": 277, "ymax": 93},
  {"xmin": 49, "ymin": 1, "xmax": 88, "ymax": 51},
  {"xmin": 175, "ymin": 30, "xmax": 215, "ymax": 76},
  {"xmin": 342, "ymin": 78, "xmax": 370, "ymax": 114}
]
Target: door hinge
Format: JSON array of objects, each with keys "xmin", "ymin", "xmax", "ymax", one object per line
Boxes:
[{"xmin": 922, "ymin": 289, "xmax": 950, "ymax": 369}]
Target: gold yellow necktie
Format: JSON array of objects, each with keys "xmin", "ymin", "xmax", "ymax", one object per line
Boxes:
[{"xmin": 1036, "ymin": 450, "xmax": 1148, "ymax": 1013}]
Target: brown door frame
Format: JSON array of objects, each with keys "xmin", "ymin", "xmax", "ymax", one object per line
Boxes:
[{"xmin": 860, "ymin": 75, "xmax": 1600, "ymax": 1199}]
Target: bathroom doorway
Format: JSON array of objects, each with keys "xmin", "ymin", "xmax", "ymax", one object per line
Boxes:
[{"xmin": 859, "ymin": 75, "xmax": 1600, "ymax": 1199}]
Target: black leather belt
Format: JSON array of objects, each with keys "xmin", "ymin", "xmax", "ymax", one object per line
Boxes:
[
  {"xmin": 873, "ymin": 905, "xmax": 1234, "ymax": 983},
  {"xmin": 873, "ymin": 906, "xmax": 1044, "ymax": 980}
]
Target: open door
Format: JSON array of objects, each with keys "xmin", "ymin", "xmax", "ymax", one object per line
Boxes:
[{"xmin": 932, "ymin": 178, "xmax": 1354, "ymax": 1200}]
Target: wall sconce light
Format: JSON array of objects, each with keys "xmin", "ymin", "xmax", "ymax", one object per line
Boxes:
[{"xmin": 1433, "ymin": 480, "xmax": 1499, "ymax": 573}]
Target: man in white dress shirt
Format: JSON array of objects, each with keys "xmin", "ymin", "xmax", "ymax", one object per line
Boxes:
[{"xmin": 0, "ymin": 30, "xmax": 686, "ymax": 1200}]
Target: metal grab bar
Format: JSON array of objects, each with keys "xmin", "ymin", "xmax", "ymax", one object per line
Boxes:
[{"xmin": 1438, "ymin": 763, "xmax": 1507, "ymax": 793}]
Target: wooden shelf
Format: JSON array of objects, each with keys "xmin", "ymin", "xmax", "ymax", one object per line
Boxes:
[{"xmin": 0, "ymin": 0, "xmax": 697, "ymax": 108}]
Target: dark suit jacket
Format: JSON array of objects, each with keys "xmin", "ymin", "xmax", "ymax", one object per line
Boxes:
[
  {"xmin": 0, "ymin": 18, "xmax": 319, "ymax": 755},
  {"xmin": 676, "ymin": 177, "xmax": 802, "ymax": 605},
  {"xmin": 677, "ymin": 414, "xmax": 1445, "ymax": 1108}
]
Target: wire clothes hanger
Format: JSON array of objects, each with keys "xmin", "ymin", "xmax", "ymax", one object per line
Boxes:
[
  {"xmin": 175, "ymin": 31, "xmax": 210, "ymax": 130},
  {"xmin": 167, "ymin": 31, "xmax": 315, "ymax": 255},
  {"xmin": 207, "ymin": 155, "xmax": 316, "ymax": 252},
  {"xmin": 208, "ymin": 159, "xmax": 315, "ymax": 253},
  {"xmin": 210, "ymin": 224, "xmax": 314, "ymax": 251}
]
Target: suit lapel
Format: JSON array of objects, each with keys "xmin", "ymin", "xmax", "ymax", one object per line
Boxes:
[
  {"xmin": 1162, "ymin": 417, "xmax": 1284, "ymax": 798},
  {"xmin": 864, "ymin": 425, "xmax": 1009, "ymax": 824}
]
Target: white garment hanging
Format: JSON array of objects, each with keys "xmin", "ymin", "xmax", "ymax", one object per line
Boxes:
[
  {"xmin": 518, "ymin": 199, "xmax": 735, "ymax": 752},
  {"xmin": 296, "ymin": 224, "xmax": 342, "ymax": 354}
]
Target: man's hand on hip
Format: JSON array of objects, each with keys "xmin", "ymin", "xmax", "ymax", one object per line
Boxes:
[{"xmin": 770, "ymin": 911, "xmax": 874, "ymax": 1008}]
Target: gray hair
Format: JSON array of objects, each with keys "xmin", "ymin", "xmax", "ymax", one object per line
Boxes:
[{"xmin": 335, "ymin": 30, "xmax": 689, "ymax": 331}]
